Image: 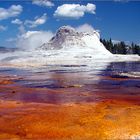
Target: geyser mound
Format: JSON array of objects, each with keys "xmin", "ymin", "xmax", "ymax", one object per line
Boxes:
[{"xmin": 40, "ymin": 26, "xmax": 112, "ymax": 57}]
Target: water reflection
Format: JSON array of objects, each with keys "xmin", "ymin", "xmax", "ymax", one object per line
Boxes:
[{"xmin": 0, "ymin": 61, "xmax": 139, "ymax": 104}]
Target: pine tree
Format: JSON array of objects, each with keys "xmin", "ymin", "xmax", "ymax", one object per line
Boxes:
[{"xmin": 100, "ymin": 38, "xmax": 140, "ymax": 55}]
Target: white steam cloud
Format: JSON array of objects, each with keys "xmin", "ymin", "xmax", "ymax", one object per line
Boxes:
[
  {"xmin": 75, "ymin": 23, "xmax": 95, "ymax": 33},
  {"xmin": 16, "ymin": 30, "xmax": 54, "ymax": 50},
  {"xmin": 75, "ymin": 23, "xmax": 100, "ymax": 38}
]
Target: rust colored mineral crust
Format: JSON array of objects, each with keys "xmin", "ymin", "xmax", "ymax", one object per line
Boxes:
[{"xmin": 0, "ymin": 74, "xmax": 139, "ymax": 139}]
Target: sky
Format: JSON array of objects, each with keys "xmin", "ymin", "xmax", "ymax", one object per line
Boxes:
[{"xmin": 0, "ymin": 0, "xmax": 140, "ymax": 48}]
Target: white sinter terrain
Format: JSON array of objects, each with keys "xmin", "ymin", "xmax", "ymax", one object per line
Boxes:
[{"xmin": 0, "ymin": 25, "xmax": 139, "ymax": 68}]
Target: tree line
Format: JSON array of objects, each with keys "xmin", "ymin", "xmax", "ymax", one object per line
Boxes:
[{"xmin": 100, "ymin": 38, "xmax": 140, "ymax": 55}]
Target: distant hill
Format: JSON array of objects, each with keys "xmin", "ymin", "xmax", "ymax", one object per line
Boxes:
[{"xmin": 0, "ymin": 46, "xmax": 19, "ymax": 53}]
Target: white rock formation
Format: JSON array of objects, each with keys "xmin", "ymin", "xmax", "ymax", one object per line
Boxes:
[{"xmin": 40, "ymin": 26, "xmax": 112, "ymax": 56}]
